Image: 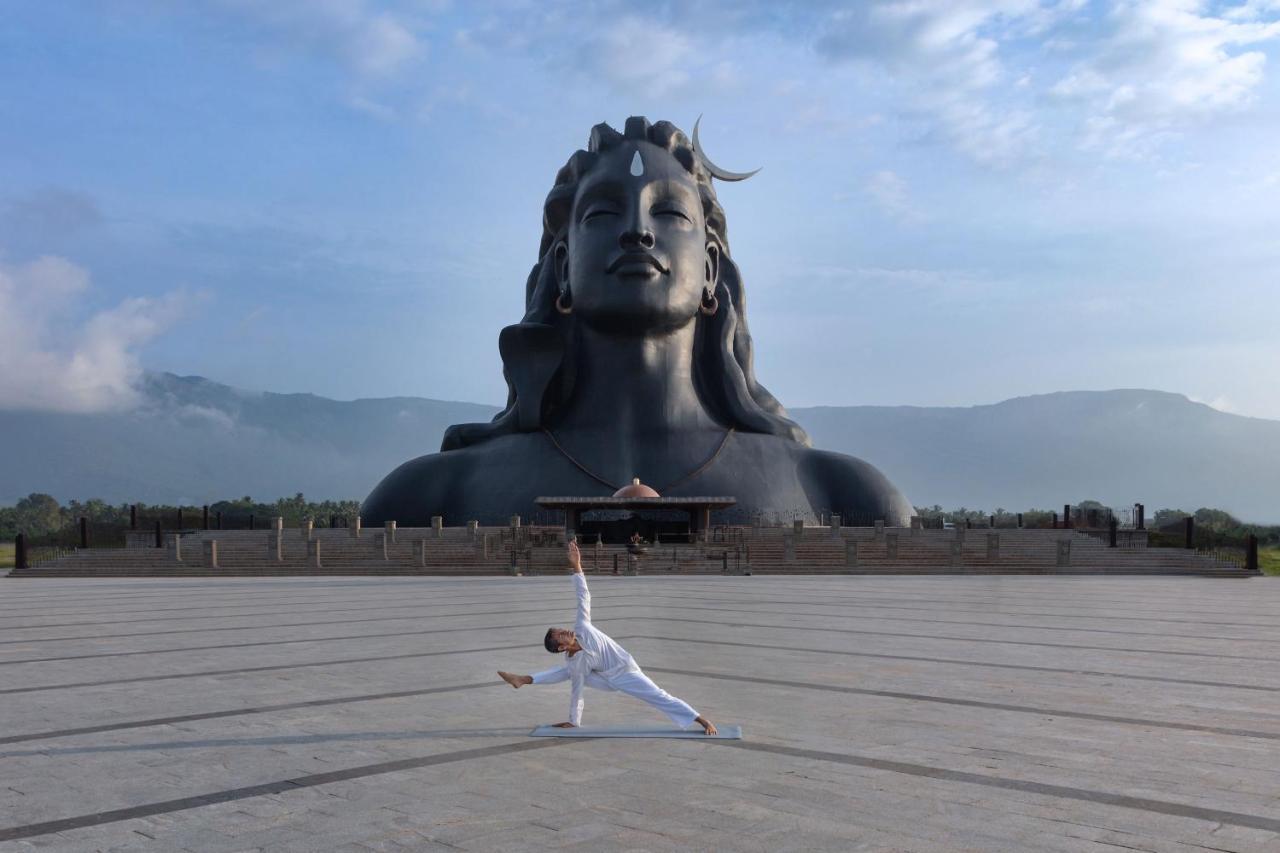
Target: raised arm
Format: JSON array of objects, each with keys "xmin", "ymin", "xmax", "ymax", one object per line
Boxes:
[
  {"xmin": 573, "ymin": 573, "xmax": 591, "ymax": 626},
  {"xmin": 568, "ymin": 540, "xmax": 590, "ymax": 626}
]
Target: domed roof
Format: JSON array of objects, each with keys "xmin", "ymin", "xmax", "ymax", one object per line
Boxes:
[{"xmin": 613, "ymin": 478, "xmax": 660, "ymax": 498}]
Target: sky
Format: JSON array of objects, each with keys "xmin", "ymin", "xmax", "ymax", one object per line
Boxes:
[{"xmin": 2, "ymin": 0, "xmax": 1279, "ymax": 419}]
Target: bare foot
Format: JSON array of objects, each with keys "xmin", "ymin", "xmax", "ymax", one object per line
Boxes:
[
  {"xmin": 552, "ymin": 721, "xmax": 577, "ymax": 728},
  {"xmin": 498, "ymin": 671, "xmax": 529, "ymax": 689}
]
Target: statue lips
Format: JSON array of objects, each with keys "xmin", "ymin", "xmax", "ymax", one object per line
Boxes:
[{"xmin": 606, "ymin": 251, "xmax": 668, "ymax": 279}]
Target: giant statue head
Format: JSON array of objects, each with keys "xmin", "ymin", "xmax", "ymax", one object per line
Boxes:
[
  {"xmin": 363, "ymin": 115, "xmax": 913, "ymax": 529},
  {"xmin": 442, "ymin": 116, "xmax": 810, "ymax": 450}
]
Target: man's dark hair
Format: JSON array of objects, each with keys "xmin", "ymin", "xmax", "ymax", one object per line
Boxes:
[{"xmin": 544, "ymin": 628, "xmax": 561, "ymax": 654}]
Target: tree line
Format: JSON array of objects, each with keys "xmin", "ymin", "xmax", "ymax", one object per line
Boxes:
[
  {"xmin": 0, "ymin": 493, "xmax": 362, "ymax": 539},
  {"xmin": 913, "ymin": 501, "xmax": 1278, "ymax": 546},
  {"xmin": 3, "ymin": 494, "xmax": 1275, "ymax": 545}
]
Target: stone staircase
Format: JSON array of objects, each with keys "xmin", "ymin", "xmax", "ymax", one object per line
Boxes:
[
  {"xmin": 7, "ymin": 526, "xmax": 1254, "ymax": 578},
  {"xmin": 734, "ymin": 528, "xmax": 1251, "ymax": 576}
]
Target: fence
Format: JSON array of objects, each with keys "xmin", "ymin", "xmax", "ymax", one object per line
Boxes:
[
  {"xmin": 1147, "ymin": 522, "xmax": 1260, "ymax": 571},
  {"xmin": 11, "ymin": 505, "xmax": 363, "ymax": 568}
]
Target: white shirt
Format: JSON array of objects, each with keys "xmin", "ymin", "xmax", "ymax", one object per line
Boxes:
[{"xmin": 556, "ymin": 573, "xmax": 641, "ymax": 724}]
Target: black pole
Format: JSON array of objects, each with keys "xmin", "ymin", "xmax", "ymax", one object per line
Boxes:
[
  {"xmin": 130, "ymin": 504, "xmax": 137, "ymax": 530},
  {"xmin": 79, "ymin": 516, "xmax": 88, "ymax": 549},
  {"xmin": 177, "ymin": 507, "xmax": 184, "ymax": 529},
  {"xmin": 1108, "ymin": 515, "xmax": 1117, "ymax": 548},
  {"xmin": 202, "ymin": 505, "xmax": 209, "ymax": 531},
  {"xmin": 1064, "ymin": 504, "xmax": 1072, "ymax": 529},
  {"xmin": 216, "ymin": 511, "xmax": 222, "ymax": 530},
  {"xmin": 1184, "ymin": 516, "xmax": 1194, "ymax": 549},
  {"xmin": 15, "ymin": 533, "xmax": 27, "ymax": 570},
  {"xmin": 1137, "ymin": 503, "xmax": 1145, "ymax": 530},
  {"xmin": 1247, "ymin": 535, "xmax": 1259, "ymax": 573},
  {"xmin": 249, "ymin": 514, "xmax": 255, "ymax": 531},
  {"xmin": 154, "ymin": 520, "xmax": 162, "ymax": 548},
  {"xmin": 1017, "ymin": 513, "xmax": 1023, "ymax": 528},
  {"xmin": 1052, "ymin": 512, "xmax": 1058, "ymax": 529}
]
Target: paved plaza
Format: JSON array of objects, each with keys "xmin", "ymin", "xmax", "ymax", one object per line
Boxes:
[{"xmin": 1, "ymin": 575, "xmax": 1279, "ymax": 852}]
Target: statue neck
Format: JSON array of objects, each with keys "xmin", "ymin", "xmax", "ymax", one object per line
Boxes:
[{"xmin": 555, "ymin": 321, "xmax": 717, "ymax": 440}]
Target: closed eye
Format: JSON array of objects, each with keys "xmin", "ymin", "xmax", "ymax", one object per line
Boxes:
[
  {"xmin": 652, "ymin": 204, "xmax": 692, "ymax": 222},
  {"xmin": 581, "ymin": 205, "xmax": 619, "ymax": 222}
]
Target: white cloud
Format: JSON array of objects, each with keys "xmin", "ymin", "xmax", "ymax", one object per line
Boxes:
[
  {"xmin": 1050, "ymin": 0, "xmax": 1280, "ymax": 157},
  {"xmin": 213, "ymin": 0, "xmax": 424, "ymax": 77},
  {"xmin": 814, "ymin": 0, "xmax": 1048, "ymax": 164},
  {"xmin": 342, "ymin": 92, "xmax": 398, "ymax": 121},
  {"xmin": 171, "ymin": 404, "xmax": 239, "ymax": 431},
  {"xmin": 799, "ymin": 0, "xmax": 1279, "ymax": 163},
  {"xmin": 0, "ymin": 255, "xmax": 195, "ymax": 413},
  {"xmin": 781, "ymin": 264, "xmax": 993, "ymax": 296},
  {"xmin": 865, "ymin": 170, "xmax": 926, "ymax": 222},
  {"xmin": 569, "ymin": 17, "xmax": 695, "ymax": 98},
  {"xmin": 1189, "ymin": 394, "xmax": 1240, "ymax": 414}
]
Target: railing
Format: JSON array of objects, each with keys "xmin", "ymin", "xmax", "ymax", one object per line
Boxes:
[
  {"xmin": 1073, "ymin": 528, "xmax": 1149, "ymax": 549},
  {"xmin": 1147, "ymin": 528, "xmax": 1261, "ymax": 572},
  {"xmin": 1196, "ymin": 546, "xmax": 1247, "ymax": 570},
  {"xmin": 28, "ymin": 545, "xmax": 77, "ymax": 568}
]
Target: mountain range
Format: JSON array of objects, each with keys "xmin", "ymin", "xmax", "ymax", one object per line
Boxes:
[{"xmin": 3, "ymin": 373, "xmax": 1276, "ymax": 521}]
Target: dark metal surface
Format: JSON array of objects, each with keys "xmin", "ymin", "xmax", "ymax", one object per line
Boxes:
[{"xmin": 363, "ymin": 117, "xmax": 911, "ymax": 526}]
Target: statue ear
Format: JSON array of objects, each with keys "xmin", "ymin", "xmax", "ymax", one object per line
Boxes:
[
  {"xmin": 705, "ymin": 242, "xmax": 720, "ymax": 286},
  {"xmin": 554, "ymin": 242, "xmax": 569, "ymax": 289}
]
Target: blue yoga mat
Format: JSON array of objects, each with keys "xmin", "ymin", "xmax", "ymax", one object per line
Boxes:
[{"xmin": 529, "ymin": 724, "xmax": 743, "ymax": 739}]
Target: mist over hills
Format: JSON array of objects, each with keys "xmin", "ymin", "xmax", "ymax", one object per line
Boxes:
[{"xmin": 3, "ymin": 374, "xmax": 1276, "ymax": 521}]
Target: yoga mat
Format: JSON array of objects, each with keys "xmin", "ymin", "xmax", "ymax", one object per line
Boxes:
[{"xmin": 529, "ymin": 724, "xmax": 743, "ymax": 739}]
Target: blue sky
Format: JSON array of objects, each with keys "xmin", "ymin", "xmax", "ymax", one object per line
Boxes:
[{"xmin": 2, "ymin": 1, "xmax": 1278, "ymax": 418}]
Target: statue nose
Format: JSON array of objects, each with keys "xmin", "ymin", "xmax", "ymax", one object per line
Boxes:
[{"xmin": 619, "ymin": 228, "xmax": 655, "ymax": 250}]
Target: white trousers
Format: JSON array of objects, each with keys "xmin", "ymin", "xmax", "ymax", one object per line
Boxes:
[{"xmin": 532, "ymin": 668, "xmax": 699, "ymax": 728}]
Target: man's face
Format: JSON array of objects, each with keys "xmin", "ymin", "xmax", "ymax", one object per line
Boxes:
[
  {"xmin": 564, "ymin": 142, "xmax": 709, "ymax": 335},
  {"xmin": 551, "ymin": 627, "xmax": 576, "ymax": 652}
]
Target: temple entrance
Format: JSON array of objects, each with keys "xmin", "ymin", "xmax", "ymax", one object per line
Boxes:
[
  {"xmin": 534, "ymin": 496, "xmax": 737, "ymax": 545},
  {"xmin": 578, "ymin": 512, "xmax": 691, "ymax": 544}
]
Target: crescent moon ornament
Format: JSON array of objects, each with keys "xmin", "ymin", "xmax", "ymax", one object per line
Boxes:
[{"xmin": 692, "ymin": 115, "xmax": 761, "ymax": 182}]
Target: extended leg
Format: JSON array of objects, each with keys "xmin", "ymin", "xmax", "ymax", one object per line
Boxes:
[
  {"xmin": 609, "ymin": 671, "xmax": 717, "ymax": 733},
  {"xmin": 499, "ymin": 668, "xmax": 612, "ymax": 690}
]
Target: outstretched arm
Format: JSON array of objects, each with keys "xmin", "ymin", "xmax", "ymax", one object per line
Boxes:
[{"xmin": 566, "ymin": 668, "xmax": 585, "ymax": 726}]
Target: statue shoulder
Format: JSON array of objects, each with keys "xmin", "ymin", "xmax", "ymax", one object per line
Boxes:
[
  {"xmin": 794, "ymin": 446, "xmax": 914, "ymax": 526},
  {"xmin": 360, "ymin": 433, "xmax": 547, "ymax": 525},
  {"xmin": 360, "ymin": 450, "xmax": 468, "ymax": 525}
]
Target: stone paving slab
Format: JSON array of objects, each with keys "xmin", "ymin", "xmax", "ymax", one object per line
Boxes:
[{"xmin": 1, "ymin": 575, "xmax": 1279, "ymax": 851}]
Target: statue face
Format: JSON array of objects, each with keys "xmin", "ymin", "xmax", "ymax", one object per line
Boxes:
[{"xmin": 563, "ymin": 142, "xmax": 711, "ymax": 335}]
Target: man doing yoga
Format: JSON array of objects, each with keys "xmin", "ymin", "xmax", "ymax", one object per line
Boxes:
[{"xmin": 498, "ymin": 539, "xmax": 718, "ymax": 734}]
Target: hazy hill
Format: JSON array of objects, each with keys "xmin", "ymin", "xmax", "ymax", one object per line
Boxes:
[
  {"xmin": 796, "ymin": 390, "xmax": 1280, "ymax": 521},
  {"xmin": 3, "ymin": 375, "xmax": 1277, "ymax": 521}
]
